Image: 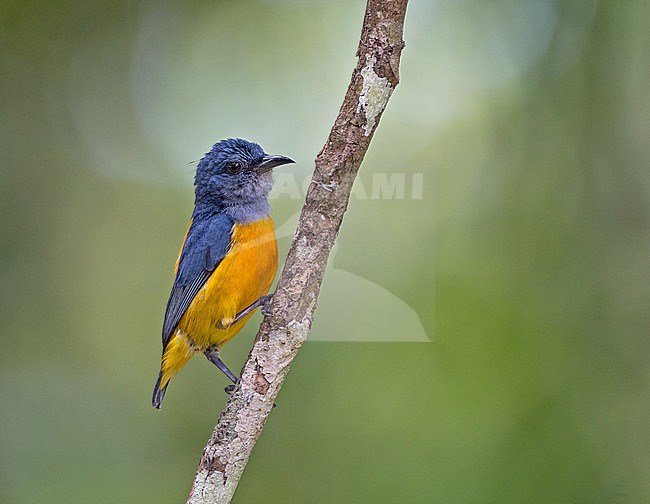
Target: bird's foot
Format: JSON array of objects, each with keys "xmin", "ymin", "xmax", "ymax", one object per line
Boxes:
[
  {"xmin": 260, "ymin": 294, "xmax": 273, "ymax": 317},
  {"xmin": 223, "ymin": 382, "xmax": 276, "ymax": 408}
]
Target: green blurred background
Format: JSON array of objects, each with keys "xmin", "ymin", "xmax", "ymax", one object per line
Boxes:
[{"xmin": 2, "ymin": 0, "xmax": 650, "ymax": 502}]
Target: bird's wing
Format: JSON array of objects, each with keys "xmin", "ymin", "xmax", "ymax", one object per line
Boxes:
[{"xmin": 162, "ymin": 213, "xmax": 234, "ymax": 348}]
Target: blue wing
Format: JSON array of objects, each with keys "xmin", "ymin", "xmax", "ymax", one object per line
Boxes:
[{"xmin": 162, "ymin": 213, "xmax": 234, "ymax": 347}]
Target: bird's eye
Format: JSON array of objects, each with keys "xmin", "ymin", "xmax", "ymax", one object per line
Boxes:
[{"xmin": 226, "ymin": 161, "xmax": 243, "ymax": 175}]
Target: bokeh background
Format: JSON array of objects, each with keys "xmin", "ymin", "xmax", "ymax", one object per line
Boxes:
[{"xmin": 2, "ymin": 0, "xmax": 650, "ymax": 502}]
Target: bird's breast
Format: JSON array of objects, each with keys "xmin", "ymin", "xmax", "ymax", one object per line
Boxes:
[{"xmin": 178, "ymin": 217, "xmax": 278, "ymax": 348}]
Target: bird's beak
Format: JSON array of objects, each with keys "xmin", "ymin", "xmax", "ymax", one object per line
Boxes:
[{"xmin": 255, "ymin": 154, "xmax": 295, "ymax": 173}]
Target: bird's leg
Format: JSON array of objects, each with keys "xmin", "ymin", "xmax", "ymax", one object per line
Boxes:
[
  {"xmin": 204, "ymin": 346, "xmax": 238, "ymax": 392},
  {"xmin": 207, "ymin": 343, "xmax": 277, "ymax": 406},
  {"xmin": 219, "ymin": 294, "xmax": 273, "ymax": 330}
]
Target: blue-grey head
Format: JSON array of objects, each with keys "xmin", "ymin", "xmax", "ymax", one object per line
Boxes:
[{"xmin": 193, "ymin": 138, "xmax": 294, "ymax": 222}]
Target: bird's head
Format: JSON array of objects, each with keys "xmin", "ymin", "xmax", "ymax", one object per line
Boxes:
[{"xmin": 193, "ymin": 138, "xmax": 294, "ymax": 220}]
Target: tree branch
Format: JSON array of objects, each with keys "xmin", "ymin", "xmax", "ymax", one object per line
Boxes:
[{"xmin": 187, "ymin": 1, "xmax": 408, "ymax": 502}]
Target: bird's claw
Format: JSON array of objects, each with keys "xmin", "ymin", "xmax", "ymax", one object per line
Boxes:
[
  {"xmin": 260, "ymin": 295, "xmax": 273, "ymax": 317},
  {"xmin": 224, "ymin": 383, "xmax": 276, "ymax": 407}
]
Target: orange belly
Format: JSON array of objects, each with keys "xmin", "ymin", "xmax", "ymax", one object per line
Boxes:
[
  {"xmin": 179, "ymin": 217, "xmax": 278, "ymax": 348},
  {"xmin": 159, "ymin": 217, "xmax": 277, "ymax": 388}
]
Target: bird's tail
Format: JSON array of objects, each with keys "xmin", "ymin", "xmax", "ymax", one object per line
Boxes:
[
  {"xmin": 152, "ymin": 371, "xmax": 167, "ymax": 409},
  {"xmin": 152, "ymin": 333, "xmax": 195, "ymax": 409}
]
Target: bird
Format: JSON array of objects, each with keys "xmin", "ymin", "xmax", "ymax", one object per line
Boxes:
[{"xmin": 152, "ymin": 138, "xmax": 295, "ymax": 409}]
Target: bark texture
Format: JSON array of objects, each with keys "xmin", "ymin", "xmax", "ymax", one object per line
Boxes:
[{"xmin": 187, "ymin": 1, "xmax": 408, "ymax": 502}]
